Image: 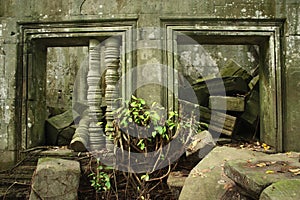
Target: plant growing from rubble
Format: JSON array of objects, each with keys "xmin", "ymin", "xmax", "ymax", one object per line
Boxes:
[
  {"xmin": 113, "ymin": 95, "xmax": 194, "ymax": 153},
  {"xmin": 89, "ymin": 96, "xmax": 200, "ymax": 199},
  {"xmin": 106, "ymin": 95, "xmax": 200, "ymax": 198},
  {"xmin": 89, "ymin": 159, "xmax": 112, "ymax": 193}
]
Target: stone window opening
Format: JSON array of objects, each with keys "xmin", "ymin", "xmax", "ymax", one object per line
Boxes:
[{"xmin": 18, "ymin": 22, "xmax": 134, "ymax": 153}]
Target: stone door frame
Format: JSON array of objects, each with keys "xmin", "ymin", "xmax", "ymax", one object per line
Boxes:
[{"xmin": 161, "ymin": 19, "xmax": 285, "ymax": 152}]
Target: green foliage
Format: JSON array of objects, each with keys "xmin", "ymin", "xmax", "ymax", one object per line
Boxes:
[
  {"xmin": 89, "ymin": 160, "xmax": 112, "ymax": 192},
  {"xmin": 114, "ymin": 95, "xmax": 187, "ymax": 152}
]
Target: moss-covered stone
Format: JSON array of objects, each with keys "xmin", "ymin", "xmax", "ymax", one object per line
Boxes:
[{"xmin": 260, "ymin": 180, "xmax": 300, "ymax": 200}]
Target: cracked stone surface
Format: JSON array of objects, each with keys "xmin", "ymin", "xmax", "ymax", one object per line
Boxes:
[
  {"xmin": 179, "ymin": 146, "xmax": 266, "ymax": 200},
  {"xmin": 29, "ymin": 157, "xmax": 80, "ymax": 200},
  {"xmin": 224, "ymin": 152, "xmax": 300, "ymax": 199}
]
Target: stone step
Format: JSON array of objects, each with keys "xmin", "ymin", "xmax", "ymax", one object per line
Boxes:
[{"xmin": 224, "ymin": 152, "xmax": 300, "ymax": 199}]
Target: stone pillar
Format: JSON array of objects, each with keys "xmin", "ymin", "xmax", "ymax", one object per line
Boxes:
[
  {"xmin": 87, "ymin": 39, "xmax": 105, "ymax": 150},
  {"xmin": 104, "ymin": 37, "xmax": 120, "ymax": 151}
]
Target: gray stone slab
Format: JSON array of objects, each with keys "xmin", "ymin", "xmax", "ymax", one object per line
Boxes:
[
  {"xmin": 260, "ymin": 179, "xmax": 300, "ymax": 200},
  {"xmin": 209, "ymin": 96, "xmax": 245, "ymax": 112},
  {"xmin": 179, "ymin": 146, "xmax": 266, "ymax": 200},
  {"xmin": 30, "ymin": 157, "xmax": 80, "ymax": 200},
  {"xmin": 224, "ymin": 152, "xmax": 300, "ymax": 199},
  {"xmin": 220, "ymin": 59, "xmax": 252, "ymax": 83}
]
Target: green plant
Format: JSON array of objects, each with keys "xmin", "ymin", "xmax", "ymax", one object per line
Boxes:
[
  {"xmin": 90, "ymin": 96, "xmax": 200, "ymax": 199},
  {"xmin": 89, "ymin": 159, "xmax": 112, "ymax": 192},
  {"xmin": 114, "ymin": 95, "xmax": 191, "ymax": 152}
]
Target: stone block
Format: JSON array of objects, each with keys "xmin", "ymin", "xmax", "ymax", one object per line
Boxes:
[
  {"xmin": 140, "ymin": 0, "xmax": 161, "ymax": 14},
  {"xmin": 57, "ymin": 125, "xmax": 76, "ymax": 146},
  {"xmin": 285, "ymin": 68, "xmax": 300, "ymax": 151},
  {"xmin": 221, "ymin": 59, "xmax": 252, "ymax": 83},
  {"xmin": 209, "ymin": 96, "xmax": 245, "ymax": 112},
  {"xmin": 200, "ymin": 105, "xmax": 237, "ymax": 136},
  {"xmin": 167, "ymin": 171, "xmax": 187, "ymax": 199},
  {"xmin": 2, "ymin": 44, "xmax": 18, "ymax": 80},
  {"xmin": 161, "ymin": 0, "xmax": 181, "ymax": 14},
  {"xmin": 179, "ymin": 146, "xmax": 266, "ymax": 200},
  {"xmin": 193, "ymin": 76, "xmax": 249, "ymax": 107},
  {"xmin": 0, "ymin": 19, "xmax": 18, "ymax": 44},
  {"xmin": 224, "ymin": 152, "xmax": 300, "ymax": 199},
  {"xmin": 30, "ymin": 157, "xmax": 80, "ymax": 200},
  {"xmin": 260, "ymin": 180, "xmax": 300, "ymax": 200},
  {"xmin": 45, "ymin": 110, "xmax": 76, "ymax": 145},
  {"xmin": 178, "ymin": 99, "xmax": 236, "ymax": 136},
  {"xmin": 178, "ymin": 99, "xmax": 199, "ymax": 117},
  {"xmin": 32, "ymin": 0, "xmax": 67, "ymax": 18},
  {"xmin": 186, "ymin": 130, "xmax": 215, "ymax": 157}
]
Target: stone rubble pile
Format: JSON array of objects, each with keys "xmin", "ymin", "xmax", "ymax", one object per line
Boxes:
[{"xmin": 181, "ymin": 59, "xmax": 259, "ymax": 139}]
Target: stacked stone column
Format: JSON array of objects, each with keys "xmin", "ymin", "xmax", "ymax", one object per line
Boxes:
[
  {"xmin": 87, "ymin": 39, "xmax": 105, "ymax": 150},
  {"xmin": 104, "ymin": 37, "xmax": 120, "ymax": 151}
]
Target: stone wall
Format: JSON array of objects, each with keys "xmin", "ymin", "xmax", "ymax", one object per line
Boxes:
[
  {"xmin": 0, "ymin": 0, "xmax": 299, "ymax": 169},
  {"xmin": 46, "ymin": 47, "xmax": 88, "ymax": 110}
]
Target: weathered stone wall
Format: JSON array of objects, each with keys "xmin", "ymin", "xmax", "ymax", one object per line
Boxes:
[
  {"xmin": 0, "ymin": 0, "xmax": 299, "ymax": 169},
  {"xmin": 46, "ymin": 47, "xmax": 88, "ymax": 110},
  {"xmin": 284, "ymin": 0, "xmax": 300, "ymax": 151}
]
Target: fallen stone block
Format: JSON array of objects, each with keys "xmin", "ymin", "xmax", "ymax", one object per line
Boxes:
[
  {"xmin": 29, "ymin": 157, "xmax": 81, "ymax": 200},
  {"xmin": 186, "ymin": 130, "xmax": 215, "ymax": 157},
  {"xmin": 224, "ymin": 152, "xmax": 300, "ymax": 199},
  {"xmin": 45, "ymin": 109, "xmax": 76, "ymax": 145},
  {"xmin": 220, "ymin": 59, "xmax": 252, "ymax": 83},
  {"xmin": 193, "ymin": 76, "xmax": 249, "ymax": 107},
  {"xmin": 179, "ymin": 146, "xmax": 266, "ymax": 200},
  {"xmin": 209, "ymin": 96, "xmax": 245, "ymax": 112},
  {"xmin": 260, "ymin": 179, "xmax": 300, "ymax": 200},
  {"xmin": 179, "ymin": 99, "xmax": 237, "ymax": 136},
  {"xmin": 57, "ymin": 125, "xmax": 76, "ymax": 146},
  {"xmin": 200, "ymin": 106, "xmax": 237, "ymax": 136}
]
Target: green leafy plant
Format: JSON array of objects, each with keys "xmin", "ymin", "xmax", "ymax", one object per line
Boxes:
[
  {"xmin": 114, "ymin": 95, "xmax": 187, "ymax": 153},
  {"xmin": 89, "ymin": 96, "xmax": 200, "ymax": 199},
  {"xmin": 89, "ymin": 159, "xmax": 112, "ymax": 193}
]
